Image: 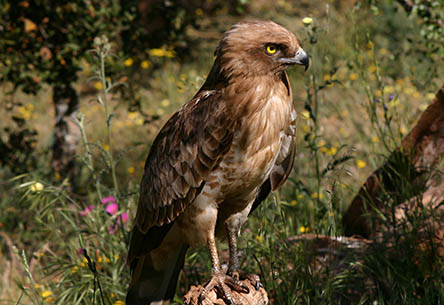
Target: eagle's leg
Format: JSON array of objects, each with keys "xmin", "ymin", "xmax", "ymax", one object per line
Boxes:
[
  {"xmin": 226, "ymin": 224, "xmax": 263, "ymax": 291},
  {"xmin": 198, "ymin": 235, "xmax": 247, "ymax": 305}
]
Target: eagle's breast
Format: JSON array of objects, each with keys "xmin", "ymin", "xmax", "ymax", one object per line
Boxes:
[{"xmin": 209, "ymin": 77, "xmax": 294, "ymax": 203}]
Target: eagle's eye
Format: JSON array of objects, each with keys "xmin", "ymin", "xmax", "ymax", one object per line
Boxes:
[{"xmin": 265, "ymin": 44, "xmax": 279, "ymax": 55}]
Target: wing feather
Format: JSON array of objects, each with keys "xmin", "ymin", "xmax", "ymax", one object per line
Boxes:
[
  {"xmin": 249, "ymin": 134, "xmax": 296, "ymax": 215},
  {"xmin": 134, "ymin": 89, "xmax": 236, "ymax": 233}
]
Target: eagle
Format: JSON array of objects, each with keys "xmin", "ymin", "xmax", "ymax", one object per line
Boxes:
[{"xmin": 126, "ymin": 20, "xmax": 309, "ymax": 305}]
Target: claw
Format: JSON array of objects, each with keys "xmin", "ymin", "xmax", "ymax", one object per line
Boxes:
[
  {"xmin": 228, "ymin": 270, "xmax": 263, "ymax": 292},
  {"xmin": 255, "ymin": 281, "xmax": 264, "ymax": 291},
  {"xmin": 198, "ymin": 272, "xmax": 241, "ymax": 305}
]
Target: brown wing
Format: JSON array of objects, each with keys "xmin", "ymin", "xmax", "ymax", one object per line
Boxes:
[{"xmin": 135, "ymin": 89, "xmax": 237, "ymax": 233}]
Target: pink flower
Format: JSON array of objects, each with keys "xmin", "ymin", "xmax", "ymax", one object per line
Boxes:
[
  {"xmin": 117, "ymin": 212, "xmax": 129, "ymax": 225},
  {"xmin": 105, "ymin": 203, "xmax": 118, "ymax": 215},
  {"xmin": 80, "ymin": 205, "xmax": 94, "ymax": 216},
  {"xmin": 101, "ymin": 196, "xmax": 116, "ymax": 205},
  {"xmin": 109, "ymin": 212, "xmax": 129, "ymax": 234}
]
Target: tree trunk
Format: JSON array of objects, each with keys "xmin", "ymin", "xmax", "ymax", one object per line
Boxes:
[
  {"xmin": 343, "ymin": 85, "xmax": 444, "ymax": 241},
  {"xmin": 51, "ymin": 84, "xmax": 81, "ymax": 180}
]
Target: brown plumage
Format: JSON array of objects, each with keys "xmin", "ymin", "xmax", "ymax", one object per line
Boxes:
[{"xmin": 126, "ymin": 20, "xmax": 309, "ymax": 305}]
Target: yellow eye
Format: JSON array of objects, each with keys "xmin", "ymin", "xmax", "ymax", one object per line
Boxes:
[{"xmin": 266, "ymin": 45, "xmax": 277, "ymax": 55}]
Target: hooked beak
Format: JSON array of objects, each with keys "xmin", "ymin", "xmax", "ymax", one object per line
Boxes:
[{"xmin": 278, "ymin": 48, "xmax": 310, "ymax": 71}]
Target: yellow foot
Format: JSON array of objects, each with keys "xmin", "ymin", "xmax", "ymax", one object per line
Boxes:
[
  {"xmin": 228, "ymin": 270, "xmax": 263, "ymax": 291},
  {"xmin": 198, "ymin": 272, "xmax": 249, "ymax": 305}
]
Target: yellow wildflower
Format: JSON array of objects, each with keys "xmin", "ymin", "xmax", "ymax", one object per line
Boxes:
[
  {"xmin": 17, "ymin": 106, "xmax": 31, "ymax": 120},
  {"xmin": 34, "ymin": 283, "xmax": 41, "ymax": 289},
  {"xmin": 299, "ymin": 226, "xmax": 309, "ymax": 233},
  {"xmin": 378, "ymin": 48, "xmax": 388, "ymax": 55},
  {"xmin": 318, "ymin": 139, "xmax": 326, "ymax": 147},
  {"xmin": 160, "ymin": 99, "xmax": 170, "ymax": 107},
  {"xmin": 25, "ymin": 103, "xmax": 35, "ymax": 112},
  {"xmin": 80, "ymin": 261, "xmax": 88, "ymax": 267},
  {"xmin": 41, "ymin": 290, "xmax": 52, "ymax": 299},
  {"xmin": 400, "ymin": 126, "xmax": 407, "ymax": 135},
  {"xmin": 348, "ymin": 73, "xmax": 358, "ymax": 81},
  {"xmin": 140, "ymin": 60, "xmax": 151, "ymax": 69},
  {"xmin": 372, "ymin": 136, "xmax": 379, "ymax": 143},
  {"xmin": 375, "ymin": 90, "xmax": 382, "ymax": 97},
  {"xmin": 327, "ymin": 146, "xmax": 337, "ymax": 156},
  {"xmin": 103, "ymin": 144, "xmax": 110, "ymax": 151},
  {"xmin": 368, "ymin": 65, "xmax": 377, "ymax": 73},
  {"xmin": 30, "ymin": 182, "xmax": 44, "ymax": 192},
  {"xmin": 320, "ymin": 146, "xmax": 328, "ymax": 153},
  {"xmin": 356, "ymin": 159, "xmax": 367, "ymax": 168},
  {"xmin": 149, "ymin": 47, "xmax": 175, "ymax": 58},
  {"xmin": 323, "ymin": 74, "xmax": 330, "ymax": 81},
  {"xmin": 383, "ymin": 86, "xmax": 394, "ymax": 94},
  {"xmin": 297, "ymin": 194, "xmax": 304, "ymax": 199},
  {"xmin": 128, "ymin": 167, "xmax": 135, "ymax": 174},
  {"xmin": 301, "ymin": 110, "xmax": 310, "ymax": 120},
  {"xmin": 255, "ymin": 235, "xmax": 264, "ymax": 242},
  {"xmin": 71, "ymin": 266, "xmax": 79, "ymax": 273},
  {"xmin": 94, "ymin": 81, "xmax": 103, "ymax": 90},
  {"xmin": 123, "ymin": 58, "xmax": 134, "ymax": 67},
  {"xmin": 290, "ymin": 200, "xmax": 297, "ymax": 206},
  {"xmin": 302, "ymin": 17, "xmax": 313, "ymax": 25}
]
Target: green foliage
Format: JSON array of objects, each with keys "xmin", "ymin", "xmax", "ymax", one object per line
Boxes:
[{"xmin": 1, "ymin": 1, "xmax": 122, "ymax": 93}]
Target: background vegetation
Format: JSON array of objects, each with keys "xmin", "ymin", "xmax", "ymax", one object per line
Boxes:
[{"xmin": 0, "ymin": 0, "xmax": 443, "ymax": 304}]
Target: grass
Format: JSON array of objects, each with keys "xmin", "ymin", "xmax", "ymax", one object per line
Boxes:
[{"xmin": 1, "ymin": 1, "xmax": 443, "ymax": 304}]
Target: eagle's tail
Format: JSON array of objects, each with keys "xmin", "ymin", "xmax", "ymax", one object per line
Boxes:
[{"xmin": 126, "ymin": 245, "xmax": 188, "ymax": 305}]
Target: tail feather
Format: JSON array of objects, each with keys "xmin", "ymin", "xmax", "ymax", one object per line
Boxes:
[{"xmin": 126, "ymin": 245, "xmax": 188, "ymax": 305}]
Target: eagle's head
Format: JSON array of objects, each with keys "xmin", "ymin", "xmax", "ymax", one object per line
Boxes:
[{"xmin": 215, "ymin": 20, "xmax": 309, "ymax": 79}]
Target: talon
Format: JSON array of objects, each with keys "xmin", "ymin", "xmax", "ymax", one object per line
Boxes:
[
  {"xmin": 228, "ymin": 270, "xmax": 262, "ymax": 292},
  {"xmin": 255, "ymin": 281, "xmax": 264, "ymax": 290},
  {"xmin": 241, "ymin": 283, "xmax": 250, "ymax": 294},
  {"xmin": 198, "ymin": 272, "xmax": 241, "ymax": 305}
]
